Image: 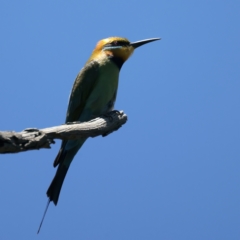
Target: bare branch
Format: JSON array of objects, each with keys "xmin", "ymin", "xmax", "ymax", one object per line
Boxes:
[{"xmin": 0, "ymin": 110, "xmax": 127, "ymax": 154}]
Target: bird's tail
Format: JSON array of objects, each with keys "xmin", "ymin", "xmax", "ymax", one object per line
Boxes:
[
  {"xmin": 47, "ymin": 158, "xmax": 70, "ymax": 205},
  {"xmin": 47, "ymin": 138, "xmax": 87, "ymax": 205},
  {"xmin": 37, "ymin": 139, "xmax": 86, "ymax": 234}
]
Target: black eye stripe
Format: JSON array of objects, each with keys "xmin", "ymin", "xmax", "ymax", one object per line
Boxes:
[
  {"xmin": 103, "ymin": 40, "xmax": 130, "ymax": 50},
  {"xmin": 111, "ymin": 40, "xmax": 129, "ymax": 46}
]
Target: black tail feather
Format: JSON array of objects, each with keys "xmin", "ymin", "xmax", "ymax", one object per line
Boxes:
[
  {"xmin": 37, "ymin": 150, "xmax": 69, "ymax": 233},
  {"xmin": 38, "ymin": 139, "xmax": 86, "ymax": 232},
  {"xmin": 47, "ymin": 163, "xmax": 69, "ymax": 205},
  {"xmin": 37, "ymin": 199, "xmax": 51, "ymax": 234}
]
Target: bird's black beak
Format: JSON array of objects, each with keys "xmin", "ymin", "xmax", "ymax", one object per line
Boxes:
[{"xmin": 130, "ymin": 38, "xmax": 161, "ymax": 49}]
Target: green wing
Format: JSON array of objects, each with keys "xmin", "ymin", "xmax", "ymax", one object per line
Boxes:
[
  {"xmin": 65, "ymin": 60, "xmax": 100, "ymax": 123},
  {"xmin": 53, "ymin": 60, "xmax": 99, "ymax": 167}
]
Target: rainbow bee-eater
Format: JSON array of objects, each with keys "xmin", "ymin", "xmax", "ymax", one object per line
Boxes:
[{"xmin": 38, "ymin": 36, "xmax": 160, "ymax": 233}]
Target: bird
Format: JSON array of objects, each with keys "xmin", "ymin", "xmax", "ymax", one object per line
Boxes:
[{"xmin": 37, "ymin": 36, "xmax": 160, "ymax": 233}]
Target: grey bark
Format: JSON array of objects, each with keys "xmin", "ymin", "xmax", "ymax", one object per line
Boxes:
[{"xmin": 0, "ymin": 110, "xmax": 127, "ymax": 154}]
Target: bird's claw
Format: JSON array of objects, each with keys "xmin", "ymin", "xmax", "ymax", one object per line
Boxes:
[
  {"xmin": 111, "ymin": 110, "xmax": 121, "ymax": 115},
  {"xmin": 102, "ymin": 110, "xmax": 122, "ymax": 122}
]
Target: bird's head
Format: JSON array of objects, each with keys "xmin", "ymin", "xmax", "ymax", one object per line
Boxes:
[{"xmin": 88, "ymin": 37, "xmax": 161, "ymax": 68}]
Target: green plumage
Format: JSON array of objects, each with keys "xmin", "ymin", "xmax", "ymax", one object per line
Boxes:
[{"xmin": 47, "ymin": 58, "xmax": 120, "ymax": 205}]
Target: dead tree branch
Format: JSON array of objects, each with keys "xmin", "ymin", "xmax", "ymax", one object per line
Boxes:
[{"xmin": 0, "ymin": 110, "xmax": 127, "ymax": 154}]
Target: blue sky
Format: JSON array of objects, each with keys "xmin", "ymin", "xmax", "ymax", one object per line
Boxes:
[{"xmin": 1, "ymin": 1, "xmax": 239, "ymax": 239}]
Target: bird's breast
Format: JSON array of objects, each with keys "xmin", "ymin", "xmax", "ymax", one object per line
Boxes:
[{"xmin": 83, "ymin": 60, "xmax": 120, "ymax": 118}]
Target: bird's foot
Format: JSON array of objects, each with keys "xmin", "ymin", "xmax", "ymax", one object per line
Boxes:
[
  {"xmin": 101, "ymin": 110, "xmax": 123, "ymax": 137},
  {"xmin": 102, "ymin": 110, "xmax": 122, "ymax": 121},
  {"xmin": 111, "ymin": 110, "xmax": 122, "ymax": 115}
]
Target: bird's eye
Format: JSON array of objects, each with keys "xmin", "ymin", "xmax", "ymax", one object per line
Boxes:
[{"xmin": 113, "ymin": 41, "xmax": 118, "ymax": 45}]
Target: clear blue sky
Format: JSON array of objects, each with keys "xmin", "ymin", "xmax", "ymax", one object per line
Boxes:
[{"xmin": 1, "ymin": 1, "xmax": 239, "ymax": 239}]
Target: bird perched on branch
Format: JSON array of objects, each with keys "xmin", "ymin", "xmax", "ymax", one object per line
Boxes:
[{"xmin": 38, "ymin": 36, "xmax": 160, "ymax": 233}]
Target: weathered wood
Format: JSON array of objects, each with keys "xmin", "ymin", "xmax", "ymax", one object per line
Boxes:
[{"xmin": 0, "ymin": 110, "xmax": 127, "ymax": 154}]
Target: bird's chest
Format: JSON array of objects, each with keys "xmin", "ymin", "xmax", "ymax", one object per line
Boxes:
[
  {"xmin": 84, "ymin": 61, "xmax": 119, "ymax": 115},
  {"xmin": 97, "ymin": 61, "xmax": 119, "ymax": 92}
]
